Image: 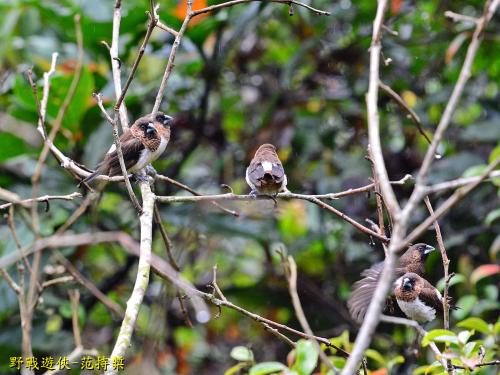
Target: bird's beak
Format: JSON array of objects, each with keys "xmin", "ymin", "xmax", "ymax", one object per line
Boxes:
[
  {"xmin": 146, "ymin": 122, "xmax": 157, "ymax": 136},
  {"xmin": 402, "ymin": 278, "xmax": 412, "ymax": 289},
  {"xmin": 161, "ymin": 115, "xmax": 173, "ymax": 126},
  {"xmin": 424, "ymin": 245, "xmax": 435, "ymax": 254}
]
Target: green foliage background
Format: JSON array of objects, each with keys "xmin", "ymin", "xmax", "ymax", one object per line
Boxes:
[{"xmin": 0, "ymin": 0, "xmax": 499, "ymax": 373}]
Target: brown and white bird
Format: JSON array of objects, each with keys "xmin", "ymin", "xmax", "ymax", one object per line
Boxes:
[
  {"xmin": 82, "ymin": 112, "xmax": 172, "ymax": 184},
  {"xmin": 245, "ymin": 144, "xmax": 287, "ymax": 196},
  {"xmin": 348, "ymin": 243, "xmax": 435, "ymax": 322},
  {"xmin": 394, "ymin": 273, "xmax": 446, "ymax": 323}
]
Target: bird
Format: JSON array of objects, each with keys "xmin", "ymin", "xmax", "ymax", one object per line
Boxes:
[
  {"xmin": 347, "ymin": 243, "xmax": 435, "ymax": 322},
  {"xmin": 394, "ymin": 272, "xmax": 447, "ymax": 323},
  {"xmin": 81, "ymin": 112, "xmax": 172, "ymax": 185},
  {"xmin": 245, "ymin": 144, "xmax": 287, "ymax": 196}
]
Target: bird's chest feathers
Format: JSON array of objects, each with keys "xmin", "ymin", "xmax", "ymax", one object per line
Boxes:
[
  {"xmin": 131, "ymin": 136, "xmax": 168, "ymax": 172},
  {"xmin": 397, "ymin": 297, "xmax": 436, "ymax": 322}
]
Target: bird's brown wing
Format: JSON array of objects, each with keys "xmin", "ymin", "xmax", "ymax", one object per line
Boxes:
[
  {"xmin": 103, "ymin": 133, "xmax": 145, "ymax": 177},
  {"xmin": 271, "ymin": 163, "xmax": 285, "ymax": 184},
  {"xmin": 348, "ymin": 262, "xmax": 384, "ymax": 322},
  {"xmin": 248, "ymin": 162, "xmax": 285, "ymax": 187},
  {"xmin": 348, "ymin": 262, "xmax": 409, "ymax": 322},
  {"xmin": 418, "ymin": 285, "xmax": 444, "ymax": 313}
]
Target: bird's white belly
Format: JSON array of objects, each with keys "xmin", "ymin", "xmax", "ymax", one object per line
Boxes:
[
  {"xmin": 397, "ymin": 297, "xmax": 436, "ymax": 323},
  {"xmin": 129, "ymin": 137, "xmax": 168, "ymax": 173}
]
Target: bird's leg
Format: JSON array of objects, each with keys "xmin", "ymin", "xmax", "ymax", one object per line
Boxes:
[
  {"xmin": 145, "ymin": 164, "xmax": 157, "ymax": 177},
  {"xmin": 249, "ymin": 190, "xmax": 258, "ymax": 198},
  {"xmin": 133, "ymin": 170, "xmax": 150, "ymax": 183},
  {"xmin": 269, "ymin": 193, "xmax": 278, "ymax": 207}
]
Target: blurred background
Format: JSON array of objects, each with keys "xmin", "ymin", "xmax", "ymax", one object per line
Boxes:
[{"xmin": 0, "ymin": 0, "xmax": 499, "ymax": 374}]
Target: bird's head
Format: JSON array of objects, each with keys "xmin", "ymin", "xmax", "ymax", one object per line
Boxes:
[
  {"xmin": 154, "ymin": 112, "xmax": 173, "ymax": 128},
  {"xmin": 414, "ymin": 243, "xmax": 435, "ymax": 260},
  {"xmin": 402, "ymin": 276, "xmax": 415, "ymax": 291}
]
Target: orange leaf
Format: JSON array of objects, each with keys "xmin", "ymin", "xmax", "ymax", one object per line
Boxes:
[
  {"xmin": 371, "ymin": 369, "xmax": 388, "ymax": 375},
  {"xmin": 445, "ymin": 32, "xmax": 469, "ymax": 64},
  {"xmin": 471, "ymin": 264, "xmax": 500, "ymax": 284},
  {"xmin": 175, "ymin": 0, "xmax": 208, "ymax": 24}
]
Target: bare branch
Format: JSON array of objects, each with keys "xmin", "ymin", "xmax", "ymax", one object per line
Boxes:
[
  {"xmin": 93, "ymin": 93, "xmax": 142, "ymax": 213},
  {"xmin": 426, "ymin": 170, "xmax": 500, "ymax": 194},
  {"xmin": 405, "ymin": 155, "xmax": 500, "ymax": 247},
  {"xmin": 424, "ymin": 196, "xmax": 453, "ymax": 374},
  {"xmin": 416, "ymin": 0, "xmax": 500, "ymax": 185},
  {"xmin": 444, "ymin": 11, "xmax": 479, "ymax": 24},
  {"xmin": 106, "ymin": 182, "xmax": 155, "ymax": 373},
  {"xmin": 191, "ymin": 0, "xmax": 330, "ymax": 17},
  {"xmin": 110, "ymin": 0, "xmax": 129, "ymax": 130},
  {"xmin": 156, "ymin": 174, "xmax": 239, "ymax": 216},
  {"xmin": 379, "ymin": 81, "xmax": 432, "ymax": 147},
  {"xmin": 0, "ymin": 192, "xmax": 82, "ymax": 210},
  {"xmin": 156, "ymin": 192, "xmax": 389, "ymax": 243},
  {"xmin": 152, "ymin": 0, "xmax": 194, "ymax": 113},
  {"xmin": 283, "ymin": 256, "xmax": 337, "ymax": 373}
]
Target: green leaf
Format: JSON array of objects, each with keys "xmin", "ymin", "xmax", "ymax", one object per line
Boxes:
[
  {"xmin": 462, "ymin": 164, "xmax": 487, "ymax": 178},
  {"xmin": 457, "ymin": 330, "xmax": 473, "ymax": 345},
  {"xmin": 485, "ymin": 208, "xmax": 500, "ymax": 226},
  {"xmin": 422, "ymin": 330, "xmax": 458, "ymax": 346},
  {"xmin": 291, "ymin": 340, "xmax": 319, "ymax": 375},
  {"xmin": 230, "ymin": 346, "xmax": 254, "ymax": 362},
  {"xmin": 249, "ymin": 362, "xmax": 287, "ymax": 375},
  {"xmin": 365, "ymin": 349, "xmax": 386, "ymax": 367},
  {"xmin": 457, "ymin": 317, "xmax": 491, "ymax": 335},
  {"xmin": 0, "ymin": 133, "xmax": 29, "ymax": 162},
  {"xmin": 489, "ymin": 143, "xmax": 500, "ymax": 164},
  {"xmin": 225, "ymin": 362, "xmax": 250, "ymax": 375}
]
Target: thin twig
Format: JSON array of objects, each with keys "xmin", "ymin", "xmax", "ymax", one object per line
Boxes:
[
  {"xmin": 444, "ymin": 11, "xmax": 479, "ymax": 24},
  {"xmin": 404, "ymin": 155, "xmax": 500, "ymax": 247},
  {"xmin": 416, "ymin": 0, "xmax": 500, "ymax": 185},
  {"xmin": 41, "ymin": 276, "xmax": 74, "ymax": 289},
  {"xmin": 110, "ymin": 0, "xmax": 129, "ymax": 130},
  {"xmin": 93, "ymin": 93, "xmax": 142, "ymax": 213},
  {"xmin": 283, "ymin": 255, "xmax": 338, "ymax": 373},
  {"xmin": 0, "ymin": 192, "xmax": 82, "ymax": 210},
  {"xmin": 191, "ymin": 0, "xmax": 330, "ymax": 17},
  {"xmin": 156, "ymin": 192, "xmax": 389, "ymax": 243},
  {"xmin": 152, "ymin": 0, "xmax": 194, "ymax": 113},
  {"xmin": 115, "ymin": 3, "xmax": 158, "ymax": 111},
  {"xmin": 379, "ymin": 80, "xmax": 432, "ymax": 146},
  {"xmin": 155, "ymin": 174, "xmax": 239, "ymax": 216},
  {"xmin": 380, "ymin": 315, "xmax": 448, "ymax": 370},
  {"xmin": 424, "ymin": 196, "xmax": 453, "ymax": 374},
  {"xmin": 425, "ymin": 170, "xmax": 500, "ymax": 194},
  {"xmin": 32, "ymin": 15, "xmax": 84, "ymax": 186},
  {"xmin": 69, "ymin": 289, "xmax": 82, "ymax": 348}
]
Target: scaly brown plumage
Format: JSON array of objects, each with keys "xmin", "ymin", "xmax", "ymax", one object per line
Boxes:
[{"xmin": 82, "ymin": 112, "xmax": 172, "ymax": 184}]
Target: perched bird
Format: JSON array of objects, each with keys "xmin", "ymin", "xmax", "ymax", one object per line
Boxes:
[
  {"xmin": 245, "ymin": 144, "xmax": 287, "ymax": 196},
  {"xmin": 82, "ymin": 112, "xmax": 172, "ymax": 184},
  {"xmin": 394, "ymin": 273, "xmax": 446, "ymax": 323},
  {"xmin": 348, "ymin": 243, "xmax": 435, "ymax": 322}
]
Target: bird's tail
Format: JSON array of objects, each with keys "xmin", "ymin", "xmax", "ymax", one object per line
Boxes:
[{"xmin": 78, "ymin": 170, "xmax": 99, "ymax": 188}]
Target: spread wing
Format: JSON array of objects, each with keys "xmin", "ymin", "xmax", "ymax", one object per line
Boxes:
[
  {"xmin": 348, "ymin": 262, "xmax": 384, "ymax": 322},
  {"xmin": 247, "ymin": 162, "xmax": 285, "ymax": 187},
  {"xmin": 348, "ymin": 262, "xmax": 409, "ymax": 322}
]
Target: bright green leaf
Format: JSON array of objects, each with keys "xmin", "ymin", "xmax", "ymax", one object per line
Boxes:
[
  {"xmin": 291, "ymin": 340, "xmax": 319, "ymax": 375},
  {"xmin": 249, "ymin": 362, "xmax": 287, "ymax": 375},
  {"xmin": 230, "ymin": 346, "xmax": 254, "ymax": 362},
  {"xmin": 457, "ymin": 317, "xmax": 491, "ymax": 335},
  {"xmin": 422, "ymin": 330, "xmax": 458, "ymax": 346}
]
